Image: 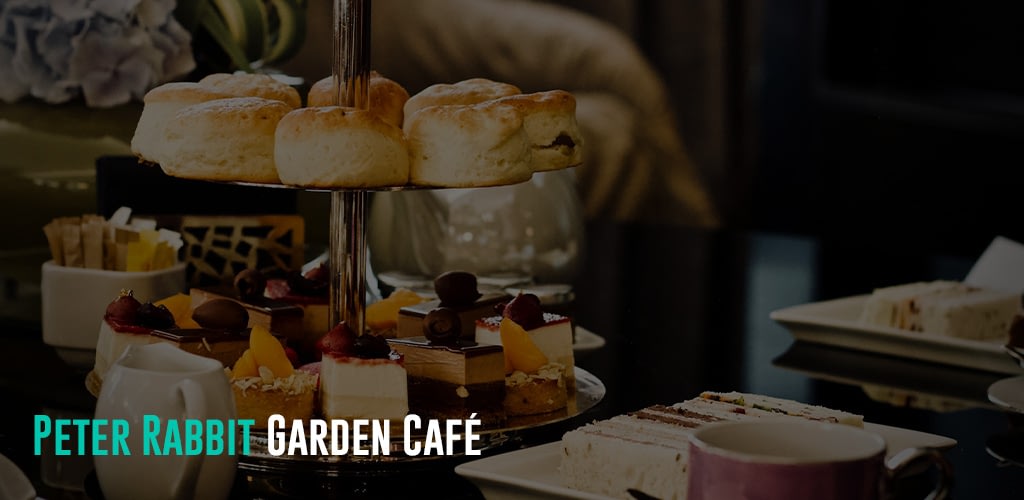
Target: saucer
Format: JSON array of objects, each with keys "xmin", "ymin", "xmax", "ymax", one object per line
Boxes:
[{"xmin": 987, "ymin": 375, "xmax": 1024, "ymax": 413}]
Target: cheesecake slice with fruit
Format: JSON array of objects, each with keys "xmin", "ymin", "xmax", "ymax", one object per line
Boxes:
[{"xmin": 319, "ymin": 322, "xmax": 409, "ymax": 420}]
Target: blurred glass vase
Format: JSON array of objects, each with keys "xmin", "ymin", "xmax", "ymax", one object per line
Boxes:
[{"xmin": 368, "ymin": 170, "xmax": 584, "ymax": 286}]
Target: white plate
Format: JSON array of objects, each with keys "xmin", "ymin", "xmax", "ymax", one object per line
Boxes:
[
  {"xmin": 573, "ymin": 326, "xmax": 605, "ymax": 352},
  {"xmin": 770, "ymin": 295, "xmax": 1021, "ymax": 375},
  {"xmin": 456, "ymin": 423, "xmax": 956, "ymax": 500},
  {"xmin": 988, "ymin": 375, "xmax": 1024, "ymax": 413}
]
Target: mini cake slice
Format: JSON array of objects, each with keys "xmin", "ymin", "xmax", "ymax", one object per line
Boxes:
[
  {"xmin": 860, "ymin": 280, "xmax": 1020, "ymax": 339},
  {"xmin": 230, "ymin": 325, "xmax": 316, "ymax": 429},
  {"xmin": 476, "ymin": 293, "xmax": 575, "ymax": 390},
  {"xmin": 150, "ymin": 298, "xmax": 255, "ymax": 369},
  {"xmin": 559, "ymin": 393, "xmax": 864, "ymax": 500},
  {"xmin": 94, "ymin": 290, "xmax": 169, "ymax": 382},
  {"xmin": 261, "ymin": 266, "xmax": 331, "ymax": 351},
  {"xmin": 318, "ymin": 323, "xmax": 408, "ymax": 420},
  {"xmin": 387, "ymin": 306, "xmax": 506, "ymax": 425},
  {"xmin": 397, "ymin": 271, "xmax": 509, "ymax": 339},
  {"xmin": 499, "ymin": 312, "xmax": 568, "ymax": 417},
  {"xmin": 189, "ymin": 286, "xmax": 303, "ymax": 344}
]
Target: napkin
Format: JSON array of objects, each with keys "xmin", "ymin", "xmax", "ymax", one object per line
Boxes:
[{"xmin": 965, "ymin": 236, "xmax": 1024, "ymax": 294}]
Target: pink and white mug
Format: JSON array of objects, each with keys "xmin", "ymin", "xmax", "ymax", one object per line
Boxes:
[{"xmin": 687, "ymin": 419, "xmax": 952, "ymax": 500}]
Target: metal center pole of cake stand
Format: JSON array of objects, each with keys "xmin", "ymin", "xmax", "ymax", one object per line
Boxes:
[{"xmin": 328, "ymin": 0, "xmax": 370, "ymax": 334}]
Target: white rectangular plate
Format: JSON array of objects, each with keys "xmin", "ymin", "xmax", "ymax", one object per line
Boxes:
[
  {"xmin": 770, "ymin": 295, "xmax": 1021, "ymax": 375},
  {"xmin": 456, "ymin": 424, "xmax": 956, "ymax": 500}
]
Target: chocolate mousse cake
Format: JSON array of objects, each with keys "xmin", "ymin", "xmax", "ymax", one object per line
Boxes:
[
  {"xmin": 189, "ymin": 269, "xmax": 309, "ymax": 353},
  {"xmin": 388, "ymin": 314, "xmax": 506, "ymax": 426},
  {"xmin": 397, "ymin": 271, "xmax": 510, "ymax": 339},
  {"xmin": 149, "ymin": 299, "xmax": 254, "ymax": 369},
  {"xmin": 318, "ymin": 323, "xmax": 409, "ymax": 420},
  {"xmin": 559, "ymin": 392, "xmax": 864, "ymax": 500}
]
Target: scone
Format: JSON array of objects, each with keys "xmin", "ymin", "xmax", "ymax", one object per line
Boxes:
[
  {"xmin": 403, "ymin": 78, "xmax": 521, "ymax": 122},
  {"xmin": 131, "ymin": 83, "xmax": 232, "ymax": 165},
  {"xmin": 307, "ymin": 71, "xmax": 409, "ymax": 128},
  {"xmin": 199, "ymin": 73, "xmax": 301, "ymax": 109},
  {"xmin": 404, "ymin": 99, "xmax": 532, "ymax": 187},
  {"xmin": 495, "ymin": 90, "xmax": 584, "ymax": 171},
  {"xmin": 160, "ymin": 97, "xmax": 292, "ymax": 183},
  {"xmin": 274, "ymin": 106, "xmax": 409, "ymax": 187}
]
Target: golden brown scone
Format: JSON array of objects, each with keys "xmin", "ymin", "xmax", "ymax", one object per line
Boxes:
[
  {"xmin": 405, "ymin": 99, "xmax": 531, "ymax": 187},
  {"xmin": 403, "ymin": 78, "xmax": 522, "ymax": 128},
  {"xmin": 495, "ymin": 90, "xmax": 584, "ymax": 171},
  {"xmin": 199, "ymin": 73, "xmax": 302, "ymax": 109},
  {"xmin": 274, "ymin": 106, "xmax": 409, "ymax": 187},
  {"xmin": 160, "ymin": 97, "xmax": 292, "ymax": 183},
  {"xmin": 307, "ymin": 71, "xmax": 409, "ymax": 128},
  {"xmin": 131, "ymin": 83, "xmax": 233, "ymax": 164}
]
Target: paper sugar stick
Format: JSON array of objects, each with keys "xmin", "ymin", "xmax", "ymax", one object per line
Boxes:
[
  {"xmin": 42, "ymin": 221, "xmax": 64, "ymax": 266},
  {"xmin": 61, "ymin": 221, "xmax": 83, "ymax": 268},
  {"xmin": 82, "ymin": 219, "xmax": 105, "ymax": 269}
]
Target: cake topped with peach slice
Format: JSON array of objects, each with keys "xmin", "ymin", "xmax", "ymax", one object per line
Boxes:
[
  {"xmin": 230, "ymin": 325, "xmax": 316, "ymax": 428},
  {"xmin": 496, "ymin": 294, "xmax": 569, "ymax": 416}
]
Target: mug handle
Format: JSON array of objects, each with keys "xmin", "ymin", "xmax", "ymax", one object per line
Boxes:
[
  {"xmin": 884, "ymin": 447, "xmax": 954, "ymax": 500},
  {"xmin": 170, "ymin": 379, "xmax": 207, "ymax": 500}
]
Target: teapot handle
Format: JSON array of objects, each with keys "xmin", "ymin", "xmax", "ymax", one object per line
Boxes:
[{"xmin": 170, "ymin": 379, "xmax": 207, "ymax": 500}]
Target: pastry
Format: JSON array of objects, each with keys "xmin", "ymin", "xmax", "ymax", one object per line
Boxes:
[
  {"xmin": 159, "ymin": 96, "xmax": 292, "ymax": 183},
  {"xmin": 559, "ymin": 393, "xmax": 863, "ymax": 500},
  {"xmin": 494, "ymin": 294, "xmax": 569, "ymax": 416},
  {"xmin": 93, "ymin": 291, "xmax": 171, "ymax": 382},
  {"xmin": 476, "ymin": 293, "xmax": 575, "ymax": 389},
  {"xmin": 131, "ymin": 83, "xmax": 232, "ymax": 164},
  {"xmin": 403, "ymin": 78, "xmax": 521, "ymax": 120},
  {"xmin": 494, "ymin": 90, "xmax": 583, "ymax": 171},
  {"xmin": 318, "ymin": 323, "xmax": 409, "ymax": 420},
  {"xmin": 388, "ymin": 306, "xmax": 506, "ymax": 425},
  {"xmin": 274, "ymin": 106, "xmax": 409, "ymax": 187},
  {"xmin": 230, "ymin": 325, "xmax": 316, "ymax": 428},
  {"xmin": 307, "ymin": 71, "xmax": 409, "ymax": 128},
  {"xmin": 189, "ymin": 287, "xmax": 305, "ymax": 348},
  {"xmin": 198, "ymin": 72, "xmax": 302, "ymax": 109},
  {"xmin": 860, "ymin": 281, "xmax": 1020, "ymax": 340},
  {"xmin": 404, "ymin": 99, "xmax": 532, "ymax": 187},
  {"xmin": 260, "ymin": 267, "xmax": 331, "ymax": 356},
  {"xmin": 149, "ymin": 299, "xmax": 254, "ymax": 369},
  {"xmin": 397, "ymin": 272, "xmax": 510, "ymax": 340}
]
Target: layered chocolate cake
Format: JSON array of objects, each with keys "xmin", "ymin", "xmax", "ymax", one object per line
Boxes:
[
  {"xmin": 397, "ymin": 271, "xmax": 509, "ymax": 340},
  {"xmin": 388, "ymin": 338, "xmax": 506, "ymax": 425}
]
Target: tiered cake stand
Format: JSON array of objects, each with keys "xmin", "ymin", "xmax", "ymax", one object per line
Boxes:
[{"xmin": 168, "ymin": 0, "xmax": 604, "ymax": 474}]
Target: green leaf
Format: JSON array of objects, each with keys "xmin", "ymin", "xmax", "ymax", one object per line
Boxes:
[
  {"xmin": 263, "ymin": 0, "xmax": 306, "ymax": 65},
  {"xmin": 199, "ymin": 2, "xmax": 254, "ymax": 72}
]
